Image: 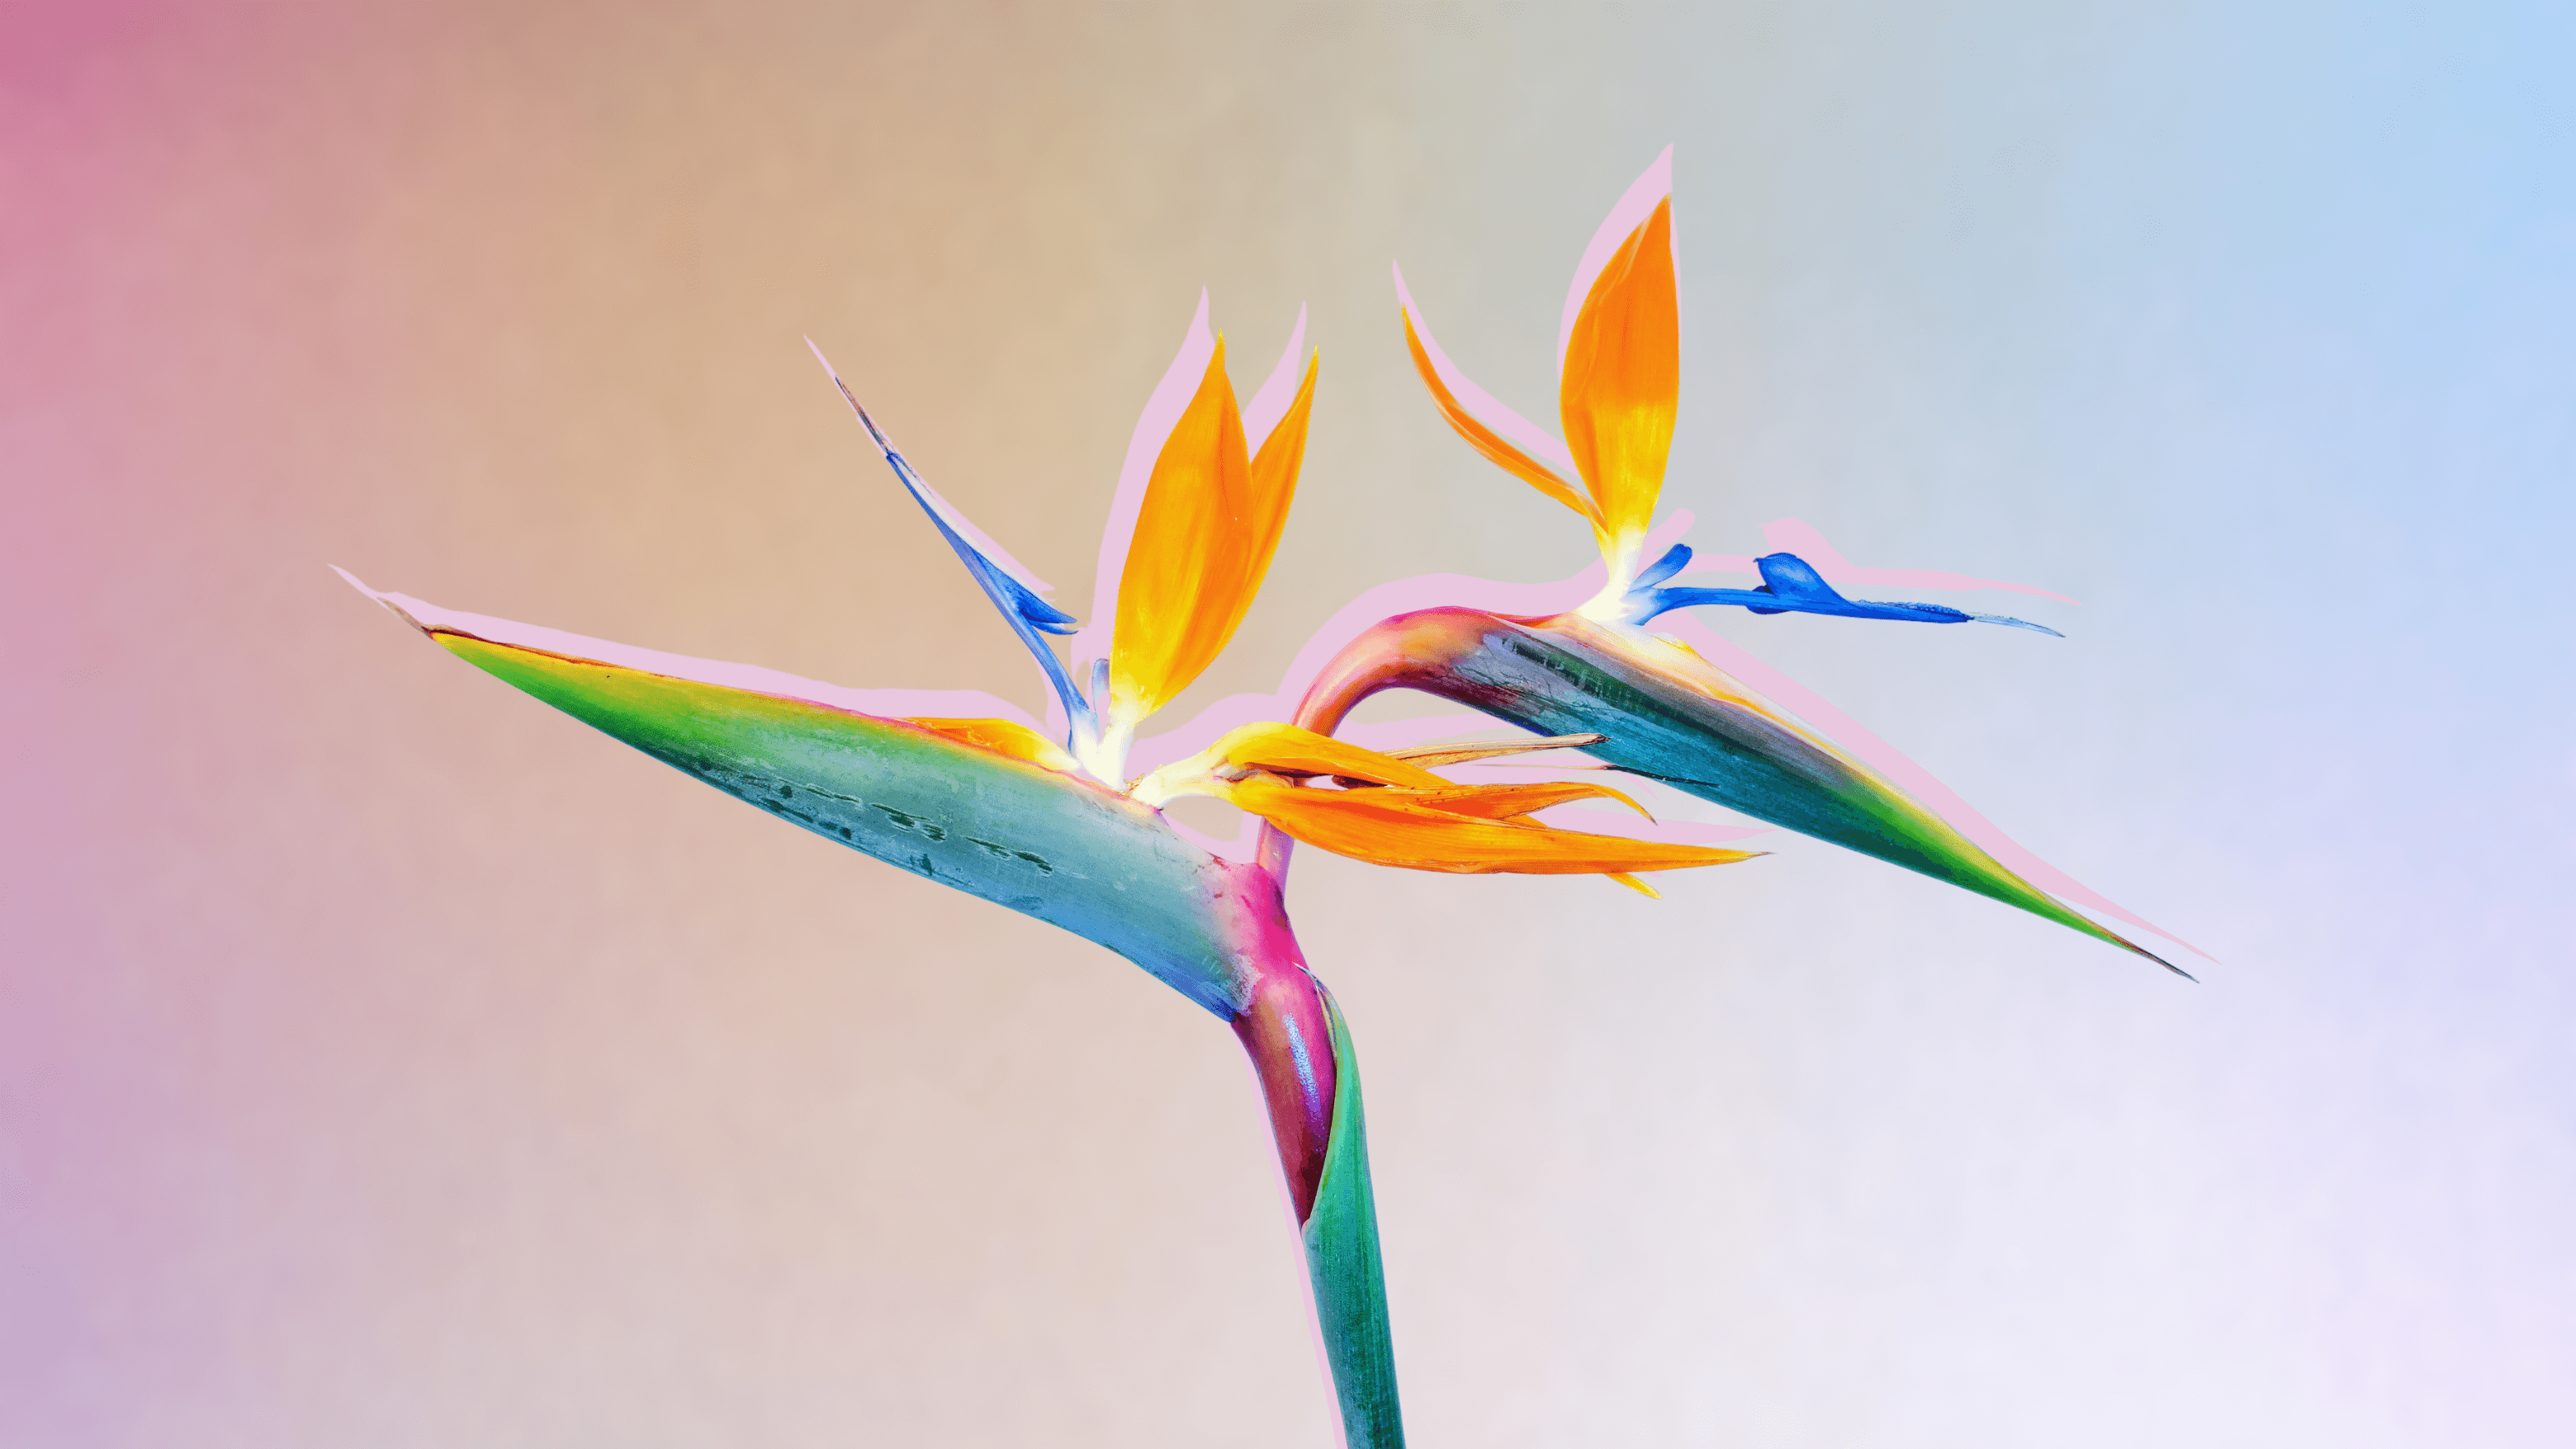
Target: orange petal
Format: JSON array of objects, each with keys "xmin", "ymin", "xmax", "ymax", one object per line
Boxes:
[
  {"xmin": 1403, "ymin": 308, "xmax": 1603, "ymax": 534},
  {"xmin": 1248, "ymin": 349, "xmax": 1319, "ymax": 533},
  {"xmin": 904, "ymin": 717, "xmax": 1082, "ymax": 775},
  {"xmin": 1110, "ymin": 339, "xmax": 1312, "ymax": 723},
  {"xmin": 1385, "ymin": 732, "xmax": 1603, "ymax": 769},
  {"xmin": 1401, "ymin": 779, "xmax": 1653, "ymax": 823},
  {"xmin": 1222, "ymin": 777, "xmax": 1756, "ymax": 878},
  {"xmin": 1558, "ymin": 197, "xmax": 1678, "ymax": 548}
]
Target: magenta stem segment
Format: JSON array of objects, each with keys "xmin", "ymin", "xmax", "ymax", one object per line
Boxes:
[
  {"xmin": 1234, "ymin": 968, "xmax": 1337, "ymax": 1222},
  {"xmin": 1209, "ymin": 858, "xmax": 1338, "ymax": 1221}
]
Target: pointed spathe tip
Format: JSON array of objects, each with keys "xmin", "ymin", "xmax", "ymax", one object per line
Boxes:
[
  {"xmin": 804, "ymin": 335, "xmax": 875, "ymax": 433},
  {"xmin": 2124, "ymin": 936, "xmax": 2198, "ymax": 982},
  {"xmin": 331, "ymin": 565, "xmax": 430, "ymax": 635}
]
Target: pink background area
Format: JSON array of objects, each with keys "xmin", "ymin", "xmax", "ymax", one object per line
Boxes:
[{"xmin": 7, "ymin": 3, "xmax": 2572, "ymax": 1446}]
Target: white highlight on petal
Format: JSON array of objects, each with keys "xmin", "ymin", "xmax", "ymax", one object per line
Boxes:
[{"xmin": 1556, "ymin": 144, "xmax": 1675, "ymax": 376}]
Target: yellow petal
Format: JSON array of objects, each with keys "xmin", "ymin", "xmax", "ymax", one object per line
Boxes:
[
  {"xmin": 1197, "ymin": 721, "xmax": 1452, "ymax": 790},
  {"xmin": 903, "ymin": 717, "xmax": 1082, "ymax": 775},
  {"xmin": 1221, "ymin": 777, "xmax": 1756, "ymax": 878},
  {"xmin": 1109, "ymin": 339, "xmax": 1314, "ymax": 725},
  {"xmin": 1559, "ymin": 197, "xmax": 1678, "ymax": 551},
  {"xmin": 1403, "ymin": 308, "xmax": 1604, "ymax": 535}
]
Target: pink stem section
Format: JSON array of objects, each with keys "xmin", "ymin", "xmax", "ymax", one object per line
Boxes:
[
  {"xmin": 1253, "ymin": 820, "xmax": 1295, "ymax": 880},
  {"xmin": 1215, "ymin": 859, "xmax": 1338, "ymax": 1222},
  {"xmin": 1294, "ymin": 610, "xmax": 1485, "ymax": 741}
]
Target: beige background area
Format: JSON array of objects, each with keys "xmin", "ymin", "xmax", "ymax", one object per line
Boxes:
[{"xmin": 8, "ymin": 3, "xmax": 2571, "ymax": 1446}]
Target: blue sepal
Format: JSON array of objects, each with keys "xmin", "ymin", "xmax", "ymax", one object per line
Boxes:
[
  {"xmin": 1631, "ymin": 542, "xmax": 1693, "ymax": 592},
  {"xmin": 993, "ymin": 571, "xmax": 1081, "ymax": 636},
  {"xmin": 837, "ymin": 395, "xmax": 1095, "ymax": 727},
  {"xmin": 1636, "ymin": 552, "xmax": 2062, "ymax": 637}
]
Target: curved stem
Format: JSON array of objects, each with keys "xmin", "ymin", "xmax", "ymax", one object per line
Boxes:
[
  {"xmin": 1234, "ymin": 959, "xmax": 1337, "ymax": 1221},
  {"xmin": 1255, "ymin": 609, "xmax": 1502, "ymax": 891},
  {"xmin": 1216, "ymin": 860, "xmax": 1404, "ymax": 1447},
  {"xmin": 1293, "ymin": 608, "xmax": 1496, "ymax": 740}
]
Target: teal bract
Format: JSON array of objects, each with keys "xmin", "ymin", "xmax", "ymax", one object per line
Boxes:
[{"xmin": 1294, "ymin": 606, "xmax": 2183, "ymax": 973}]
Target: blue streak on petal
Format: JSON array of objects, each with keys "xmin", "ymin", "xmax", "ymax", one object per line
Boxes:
[
  {"xmin": 1641, "ymin": 552, "xmax": 2062, "ymax": 636},
  {"xmin": 863, "ymin": 409, "xmax": 1095, "ymax": 719},
  {"xmin": 807, "ymin": 343, "xmax": 1091, "ymax": 727},
  {"xmin": 1084, "ymin": 656, "xmax": 1111, "ymax": 719}
]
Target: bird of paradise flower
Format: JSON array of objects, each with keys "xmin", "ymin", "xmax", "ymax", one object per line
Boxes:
[
  {"xmin": 1262, "ymin": 146, "xmax": 2204, "ymax": 973},
  {"xmin": 339, "ymin": 296, "xmax": 1759, "ymax": 1447},
  {"xmin": 343, "ymin": 149, "xmax": 2203, "ymax": 1448}
]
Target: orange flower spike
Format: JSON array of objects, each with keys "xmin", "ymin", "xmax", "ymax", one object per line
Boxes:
[
  {"xmin": 1222, "ymin": 778, "xmax": 1754, "ymax": 878},
  {"xmin": 1401, "ymin": 779, "xmax": 1654, "ymax": 824},
  {"xmin": 1245, "ymin": 349, "xmax": 1321, "ymax": 550},
  {"xmin": 1133, "ymin": 722, "xmax": 1757, "ymax": 883},
  {"xmin": 1401, "ymin": 308, "xmax": 1605, "ymax": 541},
  {"xmin": 1107, "ymin": 340, "xmax": 1318, "ymax": 729},
  {"xmin": 1559, "ymin": 196, "xmax": 1679, "ymax": 571}
]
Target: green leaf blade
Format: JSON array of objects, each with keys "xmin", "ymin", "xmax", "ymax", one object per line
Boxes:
[
  {"xmin": 437, "ymin": 632, "xmax": 1260, "ymax": 1016},
  {"xmin": 1387, "ymin": 613, "xmax": 2178, "ymax": 971},
  {"xmin": 1302, "ymin": 984, "xmax": 1403, "ymax": 1448}
]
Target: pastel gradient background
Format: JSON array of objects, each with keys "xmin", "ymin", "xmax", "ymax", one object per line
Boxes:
[{"xmin": 7, "ymin": 3, "xmax": 2571, "ymax": 1445}]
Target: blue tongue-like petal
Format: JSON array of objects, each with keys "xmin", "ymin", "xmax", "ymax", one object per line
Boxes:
[
  {"xmin": 1750, "ymin": 551, "xmax": 1840, "ymax": 604},
  {"xmin": 809, "ymin": 341, "xmax": 1090, "ymax": 727},
  {"xmin": 1637, "ymin": 552, "xmax": 2063, "ymax": 636}
]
